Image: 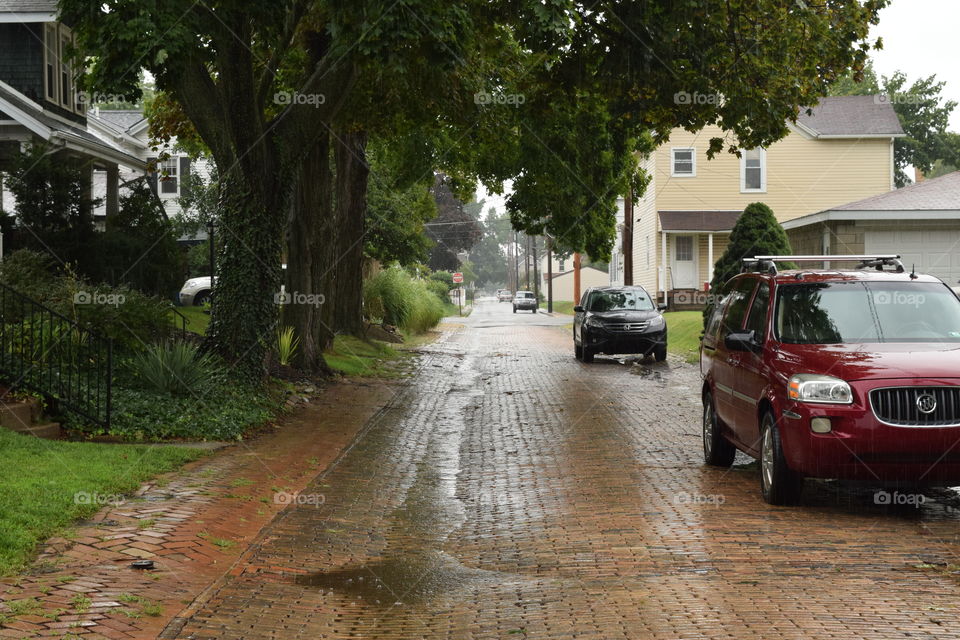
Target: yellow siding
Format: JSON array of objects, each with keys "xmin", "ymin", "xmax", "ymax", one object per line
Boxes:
[
  {"xmin": 655, "ymin": 125, "xmax": 893, "ymax": 222},
  {"xmin": 633, "ymin": 154, "xmax": 659, "ymax": 295}
]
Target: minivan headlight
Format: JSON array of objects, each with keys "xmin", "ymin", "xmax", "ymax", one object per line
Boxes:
[{"xmin": 788, "ymin": 374, "xmax": 852, "ymax": 404}]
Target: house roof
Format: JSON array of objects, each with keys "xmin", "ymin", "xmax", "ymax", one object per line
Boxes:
[
  {"xmin": 0, "ymin": 0, "xmax": 56, "ymax": 10},
  {"xmin": 795, "ymin": 95, "xmax": 904, "ymax": 138},
  {"xmin": 781, "ymin": 172, "xmax": 960, "ymax": 230},
  {"xmin": 659, "ymin": 210, "xmax": 741, "ymax": 232},
  {"xmin": 94, "ymin": 109, "xmax": 147, "ymax": 133},
  {"xmin": 0, "ymin": 80, "xmax": 145, "ymax": 170}
]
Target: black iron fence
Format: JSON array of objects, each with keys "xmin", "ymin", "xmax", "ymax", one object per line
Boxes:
[{"xmin": 0, "ymin": 282, "xmax": 112, "ymax": 428}]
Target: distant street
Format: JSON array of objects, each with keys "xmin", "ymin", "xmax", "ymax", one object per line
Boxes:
[{"xmin": 172, "ymin": 299, "xmax": 960, "ymax": 639}]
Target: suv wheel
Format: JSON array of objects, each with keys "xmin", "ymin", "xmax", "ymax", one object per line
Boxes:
[
  {"xmin": 574, "ymin": 342, "xmax": 582, "ymax": 360},
  {"xmin": 512, "ymin": 306, "xmax": 517, "ymax": 313},
  {"xmin": 702, "ymin": 390, "xmax": 735, "ymax": 467},
  {"xmin": 193, "ymin": 291, "xmax": 211, "ymax": 306},
  {"xmin": 760, "ymin": 412, "xmax": 804, "ymax": 505},
  {"xmin": 653, "ymin": 344, "xmax": 667, "ymax": 362},
  {"xmin": 581, "ymin": 345, "xmax": 594, "ymax": 363}
]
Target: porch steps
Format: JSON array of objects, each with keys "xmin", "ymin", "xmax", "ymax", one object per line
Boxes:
[{"xmin": 0, "ymin": 396, "xmax": 62, "ymax": 439}]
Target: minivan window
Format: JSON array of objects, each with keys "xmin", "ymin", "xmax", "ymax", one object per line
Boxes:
[
  {"xmin": 719, "ymin": 279, "xmax": 757, "ymax": 338},
  {"xmin": 587, "ymin": 289, "xmax": 654, "ymax": 312},
  {"xmin": 776, "ymin": 282, "xmax": 960, "ymax": 343},
  {"xmin": 744, "ymin": 282, "xmax": 771, "ymax": 339}
]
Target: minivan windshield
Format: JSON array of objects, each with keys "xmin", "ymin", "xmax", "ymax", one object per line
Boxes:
[
  {"xmin": 776, "ymin": 282, "xmax": 960, "ymax": 343},
  {"xmin": 587, "ymin": 289, "xmax": 655, "ymax": 312}
]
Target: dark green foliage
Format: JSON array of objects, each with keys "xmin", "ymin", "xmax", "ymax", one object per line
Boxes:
[
  {"xmin": 706, "ymin": 203, "xmax": 793, "ymax": 322},
  {"xmin": 363, "ymin": 268, "xmax": 445, "ymax": 333},
  {"xmin": 126, "ymin": 342, "xmax": 217, "ymax": 396},
  {"xmin": 427, "ymin": 175, "xmax": 482, "ymax": 271}
]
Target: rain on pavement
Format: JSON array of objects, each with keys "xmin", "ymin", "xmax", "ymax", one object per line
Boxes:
[{"xmin": 171, "ymin": 299, "xmax": 960, "ymax": 639}]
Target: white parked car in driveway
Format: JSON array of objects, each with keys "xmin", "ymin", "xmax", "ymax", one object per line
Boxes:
[{"xmin": 179, "ymin": 276, "xmax": 213, "ymax": 306}]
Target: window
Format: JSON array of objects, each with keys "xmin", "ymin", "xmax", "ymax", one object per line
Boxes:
[
  {"xmin": 719, "ymin": 278, "xmax": 758, "ymax": 340},
  {"xmin": 741, "ymin": 148, "xmax": 766, "ymax": 192},
  {"xmin": 60, "ymin": 32, "xmax": 72, "ymax": 108},
  {"xmin": 744, "ymin": 282, "xmax": 771, "ymax": 339},
  {"xmin": 671, "ymin": 148, "xmax": 696, "ymax": 177},
  {"xmin": 160, "ymin": 157, "xmax": 179, "ymax": 194},
  {"xmin": 586, "ymin": 289, "xmax": 654, "ymax": 312},
  {"xmin": 675, "ymin": 235, "xmax": 693, "ymax": 261},
  {"xmin": 558, "ymin": 259, "xmax": 565, "ymax": 272},
  {"xmin": 44, "ymin": 24, "xmax": 58, "ymax": 103}
]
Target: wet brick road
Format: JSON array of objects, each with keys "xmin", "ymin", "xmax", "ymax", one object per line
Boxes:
[{"xmin": 171, "ymin": 300, "xmax": 960, "ymax": 639}]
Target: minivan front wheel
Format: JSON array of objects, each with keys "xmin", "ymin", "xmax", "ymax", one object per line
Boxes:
[
  {"xmin": 703, "ymin": 391, "xmax": 735, "ymax": 467},
  {"xmin": 760, "ymin": 412, "xmax": 804, "ymax": 505}
]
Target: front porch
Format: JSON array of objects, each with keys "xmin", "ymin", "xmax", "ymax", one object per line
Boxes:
[{"xmin": 655, "ymin": 211, "xmax": 739, "ymax": 309}]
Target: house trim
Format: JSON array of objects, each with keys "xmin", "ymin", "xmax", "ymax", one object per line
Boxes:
[
  {"xmin": 782, "ymin": 209, "xmax": 960, "ymax": 230},
  {"xmin": 0, "ymin": 12, "xmax": 56, "ymax": 23}
]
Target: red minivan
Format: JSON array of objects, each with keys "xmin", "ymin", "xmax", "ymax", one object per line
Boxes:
[{"xmin": 701, "ymin": 255, "xmax": 960, "ymax": 504}]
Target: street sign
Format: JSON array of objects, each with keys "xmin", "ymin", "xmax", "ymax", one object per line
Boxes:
[{"xmin": 452, "ymin": 272, "xmax": 464, "ymax": 283}]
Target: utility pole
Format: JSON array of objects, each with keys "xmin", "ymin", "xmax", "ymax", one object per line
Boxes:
[
  {"xmin": 524, "ymin": 235, "xmax": 531, "ymax": 289},
  {"xmin": 623, "ymin": 187, "xmax": 634, "ymax": 286},
  {"xmin": 513, "ymin": 232, "xmax": 519, "ymax": 293},
  {"xmin": 546, "ymin": 239, "xmax": 553, "ymax": 313},
  {"xmin": 573, "ymin": 252, "xmax": 582, "ymax": 304},
  {"xmin": 532, "ymin": 236, "xmax": 539, "ymax": 302}
]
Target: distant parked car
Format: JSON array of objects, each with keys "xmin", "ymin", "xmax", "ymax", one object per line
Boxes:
[
  {"xmin": 573, "ymin": 286, "xmax": 668, "ymax": 362},
  {"xmin": 497, "ymin": 289, "xmax": 513, "ymax": 302},
  {"xmin": 513, "ymin": 291, "xmax": 538, "ymax": 313},
  {"xmin": 179, "ymin": 276, "xmax": 213, "ymax": 306}
]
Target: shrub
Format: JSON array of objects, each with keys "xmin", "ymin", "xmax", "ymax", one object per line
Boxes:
[
  {"xmin": 426, "ymin": 279, "xmax": 450, "ymax": 302},
  {"xmin": 126, "ymin": 342, "xmax": 216, "ymax": 396},
  {"xmin": 363, "ymin": 267, "xmax": 445, "ymax": 333},
  {"xmin": 275, "ymin": 327, "xmax": 300, "ymax": 366}
]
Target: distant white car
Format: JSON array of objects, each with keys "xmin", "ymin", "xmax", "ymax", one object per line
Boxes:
[{"xmin": 179, "ymin": 276, "xmax": 213, "ymax": 306}]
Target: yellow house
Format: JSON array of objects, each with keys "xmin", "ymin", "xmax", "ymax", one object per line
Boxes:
[{"xmin": 616, "ymin": 95, "xmax": 905, "ymax": 305}]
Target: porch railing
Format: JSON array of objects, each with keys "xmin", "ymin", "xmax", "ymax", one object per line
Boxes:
[{"xmin": 0, "ymin": 282, "xmax": 112, "ymax": 429}]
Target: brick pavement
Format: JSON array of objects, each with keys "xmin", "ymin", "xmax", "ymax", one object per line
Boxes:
[
  {"xmin": 164, "ymin": 302, "xmax": 960, "ymax": 639},
  {"xmin": 0, "ymin": 380, "xmax": 395, "ymax": 640}
]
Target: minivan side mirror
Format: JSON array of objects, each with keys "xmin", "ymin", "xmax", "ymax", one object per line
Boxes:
[
  {"xmin": 724, "ymin": 330, "xmax": 760, "ymax": 353},
  {"xmin": 573, "ymin": 305, "xmax": 584, "ymax": 313},
  {"xmin": 657, "ymin": 303, "xmax": 668, "ymax": 311}
]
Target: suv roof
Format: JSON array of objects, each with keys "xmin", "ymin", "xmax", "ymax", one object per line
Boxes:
[
  {"xmin": 763, "ymin": 270, "xmax": 944, "ymax": 285},
  {"xmin": 738, "ymin": 254, "xmax": 946, "ymax": 287}
]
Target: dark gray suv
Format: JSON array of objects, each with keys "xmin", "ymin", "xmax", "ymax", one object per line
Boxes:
[
  {"xmin": 513, "ymin": 291, "xmax": 538, "ymax": 313},
  {"xmin": 573, "ymin": 286, "xmax": 668, "ymax": 362}
]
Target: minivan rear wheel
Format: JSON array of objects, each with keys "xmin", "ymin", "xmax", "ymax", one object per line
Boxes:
[
  {"xmin": 760, "ymin": 412, "xmax": 804, "ymax": 505},
  {"xmin": 703, "ymin": 391, "xmax": 735, "ymax": 467}
]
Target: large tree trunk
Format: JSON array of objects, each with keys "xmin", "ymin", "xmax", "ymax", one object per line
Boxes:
[
  {"xmin": 284, "ymin": 131, "xmax": 336, "ymax": 373},
  {"xmin": 332, "ymin": 129, "xmax": 369, "ymax": 336}
]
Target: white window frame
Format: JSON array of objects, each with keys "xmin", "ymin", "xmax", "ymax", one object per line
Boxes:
[
  {"xmin": 740, "ymin": 147, "xmax": 767, "ymax": 193},
  {"xmin": 59, "ymin": 28, "xmax": 73, "ymax": 111},
  {"xmin": 159, "ymin": 157, "xmax": 179, "ymax": 196},
  {"xmin": 43, "ymin": 23, "xmax": 59, "ymax": 106},
  {"xmin": 670, "ymin": 147, "xmax": 696, "ymax": 178}
]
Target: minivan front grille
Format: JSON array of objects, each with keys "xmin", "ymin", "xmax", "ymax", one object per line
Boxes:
[{"xmin": 870, "ymin": 387, "xmax": 960, "ymax": 427}]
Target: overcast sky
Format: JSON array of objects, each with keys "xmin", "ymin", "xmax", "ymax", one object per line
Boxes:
[
  {"xmin": 475, "ymin": 1, "xmax": 957, "ymax": 212},
  {"xmin": 870, "ymin": 0, "xmax": 959, "ymax": 130}
]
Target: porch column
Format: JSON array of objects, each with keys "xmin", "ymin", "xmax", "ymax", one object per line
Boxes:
[
  {"xmin": 105, "ymin": 164, "xmax": 119, "ymax": 218},
  {"xmin": 661, "ymin": 231, "xmax": 668, "ymax": 304},
  {"xmin": 707, "ymin": 233, "xmax": 714, "ymax": 286}
]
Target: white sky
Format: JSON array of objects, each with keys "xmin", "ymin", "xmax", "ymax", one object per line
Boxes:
[{"xmin": 871, "ymin": 0, "xmax": 960, "ymax": 131}]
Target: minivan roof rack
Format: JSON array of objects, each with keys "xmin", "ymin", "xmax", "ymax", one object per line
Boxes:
[{"xmin": 741, "ymin": 255, "xmax": 903, "ymax": 275}]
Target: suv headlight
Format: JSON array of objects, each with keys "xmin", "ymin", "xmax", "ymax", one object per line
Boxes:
[
  {"xmin": 788, "ymin": 374, "xmax": 852, "ymax": 404},
  {"xmin": 585, "ymin": 316, "xmax": 606, "ymax": 329},
  {"xmin": 647, "ymin": 315, "xmax": 664, "ymax": 329}
]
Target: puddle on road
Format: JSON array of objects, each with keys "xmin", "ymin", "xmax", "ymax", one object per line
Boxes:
[
  {"xmin": 295, "ymin": 550, "xmax": 497, "ymax": 607},
  {"xmin": 629, "ymin": 362, "xmax": 670, "ymax": 384}
]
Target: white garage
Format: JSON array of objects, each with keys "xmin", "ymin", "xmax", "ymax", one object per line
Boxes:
[{"xmin": 783, "ymin": 171, "xmax": 960, "ymax": 285}]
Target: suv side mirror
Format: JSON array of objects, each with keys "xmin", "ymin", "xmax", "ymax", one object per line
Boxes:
[
  {"xmin": 724, "ymin": 330, "xmax": 760, "ymax": 353},
  {"xmin": 573, "ymin": 305, "xmax": 584, "ymax": 313},
  {"xmin": 657, "ymin": 303, "xmax": 668, "ymax": 311}
]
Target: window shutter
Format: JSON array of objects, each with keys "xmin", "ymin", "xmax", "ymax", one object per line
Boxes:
[
  {"xmin": 179, "ymin": 157, "xmax": 191, "ymax": 199},
  {"xmin": 146, "ymin": 157, "xmax": 158, "ymax": 195}
]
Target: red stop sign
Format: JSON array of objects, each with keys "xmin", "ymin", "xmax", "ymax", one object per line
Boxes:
[{"xmin": 452, "ymin": 272, "xmax": 464, "ymax": 283}]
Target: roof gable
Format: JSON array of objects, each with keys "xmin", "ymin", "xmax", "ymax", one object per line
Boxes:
[{"xmin": 796, "ymin": 95, "xmax": 904, "ymax": 138}]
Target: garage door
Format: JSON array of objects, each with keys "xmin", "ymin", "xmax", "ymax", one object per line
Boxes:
[{"xmin": 865, "ymin": 228, "xmax": 960, "ymax": 285}]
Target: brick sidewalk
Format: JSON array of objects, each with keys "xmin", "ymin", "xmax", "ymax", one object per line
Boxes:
[{"xmin": 0, "ymin": 380, "xmax": 397, "ymax": 639}]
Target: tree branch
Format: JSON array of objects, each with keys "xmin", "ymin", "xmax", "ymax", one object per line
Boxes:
[
  {"xmin": 255, "ymin": 0, "xmax": 310, "ymax": 109},
  {"xmin": 166, "ymin": 58, "xmax": 232, "ymax": 166}
]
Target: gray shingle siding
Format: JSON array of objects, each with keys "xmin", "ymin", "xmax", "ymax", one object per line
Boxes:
[{"xmin": 0, "ymin": 23, "xmax": 43, "ymax": 102}]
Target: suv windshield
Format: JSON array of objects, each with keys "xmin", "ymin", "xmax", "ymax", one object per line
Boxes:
[
  {"xmin": 587, "ymin": 289, "xmax": 654, "ymax": 312},
  {"xmin": 776, "ymin": 282, "xmax": 960, "ymax": 343},
  {"xmin": 517, "ymin": 292, "xmax": 534, "ymax": 299}
]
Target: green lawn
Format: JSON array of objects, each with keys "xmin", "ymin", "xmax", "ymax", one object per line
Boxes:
[
  {"xmin": 665, "ymin": 311, "xmax": 704, "ymax": 363},
  {"xmin": 548, "ymin": 301, "xmax": 576, "ymax": 315},
  {"xmin": 0, "ymin": 431, "xmax": 203, "ymax": 575},
  {"xmin": 173, "ymin": 306, "xmax": 211, "ymax": 336},
  {"xmin": 323, "ymin": 335, "xmax": 405, "ymax": 377}
]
